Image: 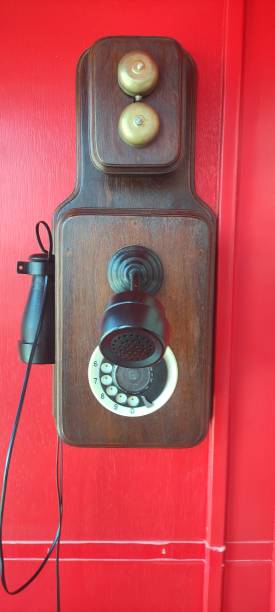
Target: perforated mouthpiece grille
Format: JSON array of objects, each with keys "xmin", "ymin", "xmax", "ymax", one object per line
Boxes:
[{"xmin": 110, "ymin": 332, "xmax": 155, "ymax": 362}]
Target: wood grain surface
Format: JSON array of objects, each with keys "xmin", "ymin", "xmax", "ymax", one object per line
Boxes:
[{"xmin": 55, "ymin": 210, "xmax": 215, "ymax": 447}]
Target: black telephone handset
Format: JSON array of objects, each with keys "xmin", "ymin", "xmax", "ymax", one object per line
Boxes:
[
  {"xmin": 89, "ymin": 245, "xmax": 178, "ymax": 418},
  {"xmin": 17, "ymin": 221, "xmax": 55, "ymax": 364}
]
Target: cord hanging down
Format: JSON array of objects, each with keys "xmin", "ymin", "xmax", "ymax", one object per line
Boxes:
[{"xmin": 0, "ymin": 222, "xmax": 63, "ymax": 612}]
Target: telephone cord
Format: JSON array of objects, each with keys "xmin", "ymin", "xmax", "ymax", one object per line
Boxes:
[{"xmin": 0, "ymin": 222, "xmax": 62, "ymax": 611}]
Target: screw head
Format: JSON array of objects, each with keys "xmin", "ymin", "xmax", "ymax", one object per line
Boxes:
[
  {"xmin": 134, "ymin": 115, "xmax": 145, "ymax": 127},
  {"xmin": 133, "ymin": 61, "xmax": 145, "ymax": 73}
]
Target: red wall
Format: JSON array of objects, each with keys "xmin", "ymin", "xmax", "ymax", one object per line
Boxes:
[{"xmin": 0, "ymin": 1, "xmax": 274, "ymax": 610}]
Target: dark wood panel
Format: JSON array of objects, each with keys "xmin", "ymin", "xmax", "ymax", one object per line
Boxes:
[
  {"xmin": 54, "ymin": 42, "xmax": 209, "ymax": 217},
  {"xmin": 55, "ymin": 210, "xmax": 215, "ymax": 447}
]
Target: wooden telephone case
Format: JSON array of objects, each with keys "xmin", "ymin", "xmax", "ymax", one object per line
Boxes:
[{"xmin": 54, "ymin": 37, "xmax": 216, "ymax": 448}]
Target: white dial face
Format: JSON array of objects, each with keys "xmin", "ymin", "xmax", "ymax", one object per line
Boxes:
[{"xmin": 88, "ymin": 346, "xmax": 178, "ymax": 418}]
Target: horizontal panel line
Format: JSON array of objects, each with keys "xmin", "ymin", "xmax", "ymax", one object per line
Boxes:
[
  {"xmin": 3, "ymin": 539, "xmax": 273, "ymax": 545},
  {"xmin": 225, "ymin": 560, "xmax": 272, "ymax": 564},
  {"xmin": 3, "ymin": 540, "xmax": 205, "ymax": 545},
  {"xmin": 3, "ymin": 558, "xmax": 205, "ymax": 563},
  {"xmin": 2, "ymin": 540, "xmax": 273, "ymax": 562},
  {"xmin": 226, "ymin": 540, "xmax": 273, "ymax": 544},
  {"xmin": 3, "ymin": 558, "xmax": 272, "ymax": 564}
]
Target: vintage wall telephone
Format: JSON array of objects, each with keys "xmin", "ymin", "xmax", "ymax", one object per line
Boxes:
[
  {"xmin": 0, "ymin": 36, "xmax": 216, "ymax": 606},
  {"xmin": 52, "ymin": 36, "xmax": 216, "ymax": 447}
]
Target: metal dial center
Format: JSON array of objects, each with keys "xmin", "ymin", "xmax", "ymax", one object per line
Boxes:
[{"xmin": 114, "ymin": 366, "xmax": 152, "ymax": 393}]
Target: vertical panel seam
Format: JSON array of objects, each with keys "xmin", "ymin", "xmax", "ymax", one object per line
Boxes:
[{"xmin": 203, "ymin": 0, "xmax": 246, "ymax": 610}]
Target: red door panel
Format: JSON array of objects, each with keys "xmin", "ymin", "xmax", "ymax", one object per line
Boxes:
[
  {"xmin": 0, "ymin": 562, "xmax": 204, "ymax": 612},
  {"xmin": 225, "ymin": 0, "xmax": 275, "ymax": 543},
  {"xmin": 0, "ymin": 1, "xmax": 274, "ymax": 611}
]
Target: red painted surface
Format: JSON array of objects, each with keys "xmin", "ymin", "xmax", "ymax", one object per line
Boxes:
[{"xmin": 0, "ymin": 0, "xmax": 274, "ymax": 610}]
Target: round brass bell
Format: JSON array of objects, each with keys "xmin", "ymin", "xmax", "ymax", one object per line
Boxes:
[
  {"xmin": 118, "ymin": 51, "xmax": 159, "ymax": 97},
  {"xmin": 118, "ymin": 102, "xmax": 160, "ymax": 147}
]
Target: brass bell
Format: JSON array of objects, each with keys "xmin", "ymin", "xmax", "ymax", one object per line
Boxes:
[
  {"xmin": 118, "ymin": 101, "xmax": 160, "ymax": 147},
  {"xmin": 118, "ymin": 51, "xmax": 159, "ymax": 97}
]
